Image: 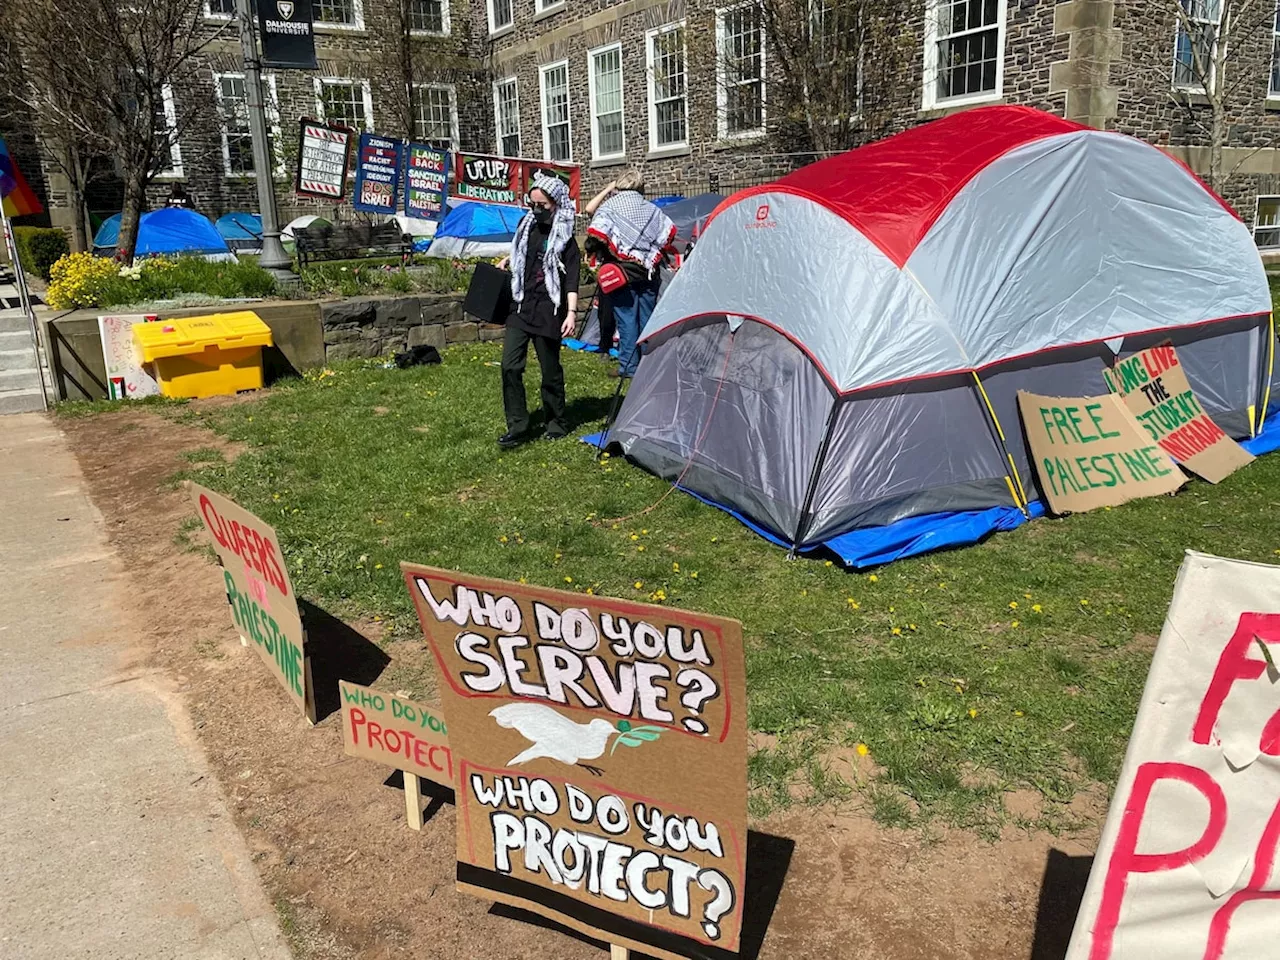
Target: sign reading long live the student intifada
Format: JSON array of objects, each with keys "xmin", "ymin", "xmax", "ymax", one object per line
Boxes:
[
  {"xmin": 1067, "ymin": 552, "xmax": 1280, "ymax": 959},
  {"xmin": 190, "ymin": 483, "xmax": 312, "ymax": 720},
  {"xmin": 1018, "ymin": 390, "xmax": 1185, "ymax": 513},
  {"xmin": 1104, "ymin": 341, "xmax": 1254, "ymax": 484},
  {"xmin": 402, "ymin": 563, "xmax": 747, "ymax": 960}
]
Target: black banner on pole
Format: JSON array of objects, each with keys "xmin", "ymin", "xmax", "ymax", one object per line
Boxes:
[{"xmin": 258, "ymin": 0, "xmax": 317, "ymax": 69}]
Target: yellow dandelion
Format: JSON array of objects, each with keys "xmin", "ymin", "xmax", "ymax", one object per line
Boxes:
[
  {"xmin": 1080, "ymin": 598, "xmax": 1090, "ymax": 606},
  {"xmin": 855, "ymin": 743, "xmax": 869, "ymax": 757},
  {"xmin": 518, "ymin": 576, "xmax": 528, "ymax": 584},
  {"xmin": 1009, "ymin": 601, "xmax": 1018, "ymax": 609},
  {"xmin": 630, "ymin": 534, "xmax": 639, "ymax": 541},
  {"xmin": 915, "ymin": 678, "xmax": 925, "ymax": 687},
  {"xmin": 868, "ymin": 574, "xmax": 879, "ymax": 582},
  {"xmin": 564, "ymin": 576, "xmax": 573, "ymax": 583},
  {"xmin": 499, "ymin": 535, "xmax": 509, "ymax": 544},
  {"xmin": 374, "ymin": 563, "xmax": 383, "ymax": 570},
  {"xmin": 1014, "ymin": 710, "xmax": 1025, "ymax": 717},
  {"xmin": 908, "ymin": 623, "xmax": 917, "ymax": 631},
  {"xmin": 846, "ymin": 598, "xmax": 860, "ymax": 610},
  {"xmin": 968, "ymin": 708, "xmax": 978, "ymax": 719},
  {"xmin": 272, "ymin": 493, "xmax": 280, "ymax": 501},
  {"xmin": 1023, "ymin": 592, "xmax": 1032, "ymax": 599},
  {"xmin": 637, "ymin": 545, "xmax": 646, "ymax": 552},
  {"xmin": 690, "ymin": 571, "xmax": 699, "ymax": 579},
  {"xmin": 634, "ymin": 581, "xmax": 644, "ymax": 589},
  {"xmin": 888, "ymin": 606, "xmax": 895, "ymax": 613},
  {"xmin": 825, "ymin": 560, "xmax": 833, "ymax": 567},
  {"xmin": 801, "ymin": 589, "xmax": 808, "ymax": 597},
  {"xmin": 642, "ymin": 528, "xmax": 649, "ymax": 535},
  {"xmin": 375, "ymin": 518, "xmax": 383, "ymax": 525},
  {"xmin": 1032, "ymin": 604, "xmax": 1043, "ymax": 614},
  {"xmin": 938, "ymin": 582, "xmax": 947, "ymax": 589},
  {"xmin": 711, "ymin": 536, "xmax": 718, "ymax": 542},
  {"xmin": 554, "ymin": 552, "xmax": 562, "ymax": 560},
  {"xmin": 891, "ymin": 627, "xmax": 902, "ymax": 636},
  {"xmin": 1011, "ymin": 620, "xmax": 1021, "ymax": 628},
  {"xmin": 672, "ymin": 562, "xmax": 680, "ymax": 572},
  {"xmin": 586, "ymin": 587, "xmax": 595, "ymax": 595}
]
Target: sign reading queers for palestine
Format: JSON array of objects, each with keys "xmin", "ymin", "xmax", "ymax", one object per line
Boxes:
[
  {"xmin": 1018, "ymin": 390, "xmax": 1185, "ymax": 513},
  {"xmin": 402, "ymin": 563, "xmax": 748, "ymax": 960},
  {"xmin": 352, "ymin": 133, "xmax": 404, "ymax": 215},
  {"xmin": 1104, "ymin": 341, "xmax": 1254, "ymax": 484},
  {"xmin": 1067, "ymin": 552, "xmax": 1280, "ymax": 959},
  {"xmin": 190, "ymin": 484, "xmax": 314, "ymax": 721},
  {"xmin": 257, "ymin": 0, "xmax": 317, "ymax": 70},
  {"xmin": 295, "ymin": 119, "xmax": 352, "ymax": 200}
]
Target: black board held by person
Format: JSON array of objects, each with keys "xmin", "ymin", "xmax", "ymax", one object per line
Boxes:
[{"xmin": 495, "ymin": 173, "xmax": 581, "ymax": 449}]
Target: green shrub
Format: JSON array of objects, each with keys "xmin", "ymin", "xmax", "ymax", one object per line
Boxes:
[
  {"xmin": 46, "ymin": 252, "xmax": 277, "ymax": 309},
  {"xmin": 13, "ymin": 227, "xmax": 70, "ymax": 281}
]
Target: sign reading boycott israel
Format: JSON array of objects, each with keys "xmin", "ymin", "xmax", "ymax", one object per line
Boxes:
[
  {"xmin": 402, "ymin": 563, "xmax": 747, "ymax": 960},
  {"xmin": 1104, "ymin": 342, "xmax": 1254, "ymax": 484},
  {"xmin": 340, "ymin": 680, "xmax": 452, "ymax": 789},
  {"xmin": 1017, "ymin": 391, "xmax": 1185, "ymax": 513},
  {"xmin": 1067, "ymin": 552, "xmax": 1280, "ymax": 959},
  {"xmin": 190, "ymin": 484, "xmax": 312, "ymax": 720}
]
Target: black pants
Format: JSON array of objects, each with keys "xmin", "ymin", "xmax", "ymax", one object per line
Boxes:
[
  {"xmin": 595, "ymin": 293, "xmax": 616, "ymax": 355},
  {"xmin": 501, "ymin": 323, "xmax": 566, "ymax": 437}
]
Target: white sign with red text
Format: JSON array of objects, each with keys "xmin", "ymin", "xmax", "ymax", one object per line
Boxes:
[{"xmin": 1067, "ymin": 551, "xmax": 1280, "ymax": 960}]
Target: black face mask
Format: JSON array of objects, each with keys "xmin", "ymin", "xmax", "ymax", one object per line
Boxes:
[{"xmin": 533, "ymin": 207, "xmax": 553, "ymax": 226}]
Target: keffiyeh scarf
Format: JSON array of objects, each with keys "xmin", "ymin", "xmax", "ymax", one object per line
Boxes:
[
  {"xmin": 510, "ymin": 173, "xmax": 576, "ymax": 306},
  {"xmin": 587, "ymin": 190, "xmax": 677, "ymax": 273}
]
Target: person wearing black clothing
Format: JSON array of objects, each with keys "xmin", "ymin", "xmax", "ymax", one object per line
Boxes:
[{"xmin": 496, "ymin": 176, "xmax": 581, "ymax": 448}]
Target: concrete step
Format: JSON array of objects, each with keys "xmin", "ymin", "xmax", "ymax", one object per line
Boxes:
[
  {"xmin": 0, "ymin": 313, "xmax": 33, "ymax": 335},
  {"xmin": 0, "ymin": 388, "xmax": 44, "ymax": 415},
  {"xmin": 0, "ymin": 368, "xmax": 43, "ymax": 392},
  {"xmin": 0, "ymin": 329, "xmax": 33, "ymax": 349},
  {"xmin": 0, "ymin": 347, "xmax": 36, "ymax": 373}
]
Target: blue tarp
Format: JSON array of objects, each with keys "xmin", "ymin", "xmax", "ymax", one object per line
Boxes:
[
  {"xmin": 1243, "ymin": 408, "xmax": 1280, "ymax": 456},
  {"xmin": 92, "ymin": 208, "xmax": 233, "ymax": 257},
  {"xmin": 435, "ymin": 201, "xmax": 524, "ymax": 242},
  {"xmin": 215, "ymin": 212, "xmax": 262, "ymax": 241}
]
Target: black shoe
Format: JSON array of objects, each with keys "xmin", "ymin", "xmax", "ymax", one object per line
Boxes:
[
  {"xmin": 544, "ymin": 428, "xmax": 568, "ymax": 441},
  {"xmin": 497, "ymin": 430, "xmax": 526, "ymax": 449}
]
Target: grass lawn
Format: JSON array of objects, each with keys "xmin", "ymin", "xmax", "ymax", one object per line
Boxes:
[{"xmin": 89, "ymin": 341, "xmax": 1280, "ymax": 835}]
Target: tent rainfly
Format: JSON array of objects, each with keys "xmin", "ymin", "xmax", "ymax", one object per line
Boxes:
[{"xmin": 607, "ymin": 106, "xmax": 1274, "ymax": 552}]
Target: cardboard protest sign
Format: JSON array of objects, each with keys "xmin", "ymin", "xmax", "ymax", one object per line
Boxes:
[
  {"xmin": 1067, "ymin": 552, "xmax": 1280, "ymax": 959},
  {"xmin": 402, "ymin": 563, "xmax": 747, "ymax": 960},
  {"xmin": 340, "ymin": 680, "xmax": 452, "ymax": 787},
  {"xmin": 1104, "ymin": 342, "xmax": 1254, "ymax": 484},
  {"xmin": 99, "ymin": 314, "xmax": 160, "ymax": 400},
  {"xmin": 404, "ymin": 143, "xmax": 449, "ymax": 222},
  {"xmin": 190, "ymin": 484, "xmax": 313, "ymax": 720},
  {"xmin": 352, "ymin": 133, "xmax": 404, "ymax": 215},
  {"xmin": 295, "ymin": 119, "xmax": 351, "ymax": 200},
  {"xmin": 1017, "ymin": 391, "xmax": 1185, "ymax": 513}
]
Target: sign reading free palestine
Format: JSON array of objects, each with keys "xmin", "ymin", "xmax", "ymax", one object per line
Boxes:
[{"xmin": 1017, "ymin": 390, "xmax": 1185, "ymax": 513}]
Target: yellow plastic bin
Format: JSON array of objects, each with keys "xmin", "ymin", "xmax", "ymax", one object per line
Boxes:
[{"xmin": 132, "ymin": 311, "xmax": 273, "ymax": 399}]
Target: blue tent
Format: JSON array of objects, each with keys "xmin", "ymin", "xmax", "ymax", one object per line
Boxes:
[
  {"xmin": 424, "ymin": 201, "xmax": 525, "ymax": 258},
  {"xmin": 215, "ymin": 212, "xmax": 263, "ymax": 251},
  {"xmin": 92, "ymin": 208, "xmax": 234, "ymax": 258}
]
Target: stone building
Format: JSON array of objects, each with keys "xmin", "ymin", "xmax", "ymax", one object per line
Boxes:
[{"xmin": 9, "ymin": 0, "xmax": 1280, "ymax": 253}]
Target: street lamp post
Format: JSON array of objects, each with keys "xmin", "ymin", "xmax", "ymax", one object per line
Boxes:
[{"xmin": 235, "ymin": 0, "xmax": 296, "ymax": 280}]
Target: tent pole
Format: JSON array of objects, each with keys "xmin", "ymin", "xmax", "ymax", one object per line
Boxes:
[
  {"xmin": 969, "ymin": 372, "xmax": 1027, "ymax": 515},
  {"xmin": 789, "ymin": 394, "xmax": 844, "ymax": 559}
]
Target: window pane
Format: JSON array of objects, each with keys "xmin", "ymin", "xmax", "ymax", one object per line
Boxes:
[
  {"xmin": 543, "ymin": 65, "xmax": 570, "ymax": 161},
  {"xmin": 207, "ymin": 0, "xmax": 235, "ymax": 14},
  {"xmin": 651, "ymin": 27, "xmax": 687, "ymax": 146},
  {"xmin": 315, "ymin": 0, "xmax": 357, "ymax": 25},
  {"xmin": 496, "ymin": 79, "xmax": 520, "ymax": 155},
  {"xmin": 219, "ymin": 76, "xmax": 254, "ymax": 174},
  {"xmin": 720, "ymin": 6, "xmax": 763, "ymax": 134},
  {"xmin": 593, "ymin": 48, "xmax": 623, "ymax": 156},
  {"xmin": 414, "ymin": 86, "xmax": 453, "ymax": 145},
  {"xmin": 409, "ymin": 0, "xmax": 444, "ymax": 31},
  {"xmin": 491, "ymin": 0, "xmax": 512, "ymax": 28},
  {"xmin": 322, "ymin": 81, "xmax": 367, "ymax": 129}
]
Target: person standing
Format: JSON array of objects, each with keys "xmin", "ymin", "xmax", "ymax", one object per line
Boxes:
[
  {"xmin": 585, "ymin": 170, "xmax": 675, "ymax": 379},
  {"xmin": 496, "ymin": 173, "xmax": 581, "ymax": 448}
]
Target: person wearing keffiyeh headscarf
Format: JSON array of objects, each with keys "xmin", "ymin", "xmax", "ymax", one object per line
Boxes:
[{"xmin": 495, "ymin": 173, "xmax": 581, "ymax": 448}]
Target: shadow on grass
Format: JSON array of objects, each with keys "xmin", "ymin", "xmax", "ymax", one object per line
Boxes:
[
  {"xmin": 1029, "ymin": 848, "xmax": 1093, "ymax": 960},
  {"xmin": 484, "ymin": 829, "xmax": 795, "ymax": 960},
  {"xmin": 301, "ymin": 599, "xmax": 392, "ymax": 723}
]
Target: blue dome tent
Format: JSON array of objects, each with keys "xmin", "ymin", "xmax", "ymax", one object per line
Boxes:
[
  {"xmin": 424, "ymin": 200, "xmax": 525, "ymax": 259},
  {"xmin": 92, "ymin": 208, "xmax": 235, "ymax": 260},
  {"xmin": 215, "ymin": 212, "xmax": 263, "ymax": 253}
]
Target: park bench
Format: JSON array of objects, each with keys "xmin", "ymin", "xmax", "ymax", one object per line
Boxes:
[{"xmin": 294, "ymin": 221, "xmax": 412, "ymax": 269}]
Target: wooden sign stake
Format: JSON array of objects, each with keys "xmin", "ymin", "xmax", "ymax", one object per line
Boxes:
[
  {"xmin": 610, "ymin": 945, "xmax": 629, "ymax": 960},
  {"xmin": 303, "ymin": 651, "xmax": 317, "ymax": 726},
  {"xmin": 404, "ymin": 771, "xmax": 423, "ymax": 831}
]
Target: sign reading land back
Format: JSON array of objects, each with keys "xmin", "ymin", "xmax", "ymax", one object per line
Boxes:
[
  {"xmin": 1017, "ymin": 390, "xmax": 1185, "ymax": 513},
  {"xmin": 258, "ymin": 0, "xmax": 317, "ymax": 69},
  {"xmin": 402, "ymin": 563, "xmax": 748, "ymax": 960},
  {"xmin": 296, "ymin": 119, "xmax": 352, "ymax": 200},
  {"xmin": 1066, "ymin": 552, "xmax": 1280, "ymax": 958},
  {"xmin": 1104, "ymin": 341, "xmax": 1254, "ymax": 484},
  {"xmin": 404, "ymin": 143, "xmax": 449, "ymax": 221},
  {"xmin": 191, "ymin": 483, "xmax": 313, "ymax": 719}
]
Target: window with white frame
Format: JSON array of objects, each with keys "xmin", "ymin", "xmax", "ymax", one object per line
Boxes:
[
  {"xmin": 1272, "ymin": 0, "xmax": 1280, "ymax": 97},
  {"xmin": 716, "ymin": 4, "xmax": 765, "ymax": 139},
  {"xmin": 215, "ymin": 73, "xmax": 280, "ymax": 176},
  {"xmin": 589, "ymin": 44, "xmax": 625, "ymax": 161},
  {"xmin": 316, "ymin": 78, "xmax": 373, "ymax": 130},
  {"xmin": 535, "ymin": 0, "xmax": 564, "ymax": 15},
  {"xmin": 315, "ymin": 0, "xmax": 363, "ymax": 29},
  {"xmin": 412, "ymin": 84, "xmax": 458, "ymax": 149},
  {"xmin": 153, "ymin": 84, "xmax": 183, "ymax": 178},
  {"xmin": 647, "ymin": 23, "xmax": 688, "ymax": 150},
  {"xmin": 494, "ymin": 77, "xmax": 521, "ymax": 156},
  {"xmin": 811, "ymin": 0, "xmax": 862, "ymax": 117},
  {"xmin": 924, "ymin": 0, "xmax": 1005, "ymax": 108},
  {"xmin": 204, "ymin": 0, "xmax": 234, "ymax": 17},
  {"xmin": 1255, "ymin": 197, "xmax": 1280, "ymax": 249},
  {"xmin": 1173, "ymin": 0, "xmax": 1220, "ymax": 90},
  {"xmin": 487, "ymin": 0, "xmax": 513, "ymax": 34},
  {"xmin": 409, "ymin": 0, "xmax": 448, "ymax": 34},
  {"xmin": 540, "ymin": 61, "xmax": 572, "ymax": 162}
]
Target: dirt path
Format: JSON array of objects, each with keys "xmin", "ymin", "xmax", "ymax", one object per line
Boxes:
[{"xmin": 57, "ymin": 407, "xmax": 1101, "ymax": 960}]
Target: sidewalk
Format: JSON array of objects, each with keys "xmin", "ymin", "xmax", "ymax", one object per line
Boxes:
[{"xmin": 0, "ymin": 413, "xmax": 290, "ymax": 959}]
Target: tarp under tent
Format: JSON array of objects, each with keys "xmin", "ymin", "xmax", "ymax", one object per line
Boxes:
[
  {"xmin": 93, "ymin": 208, "xmax": 235, "ymax": 260},
  {"xmin": 282, "ymin": 214, "xmax": 331, "ymax": 253},
  {"xmin": 215, "ymin": 212, "xmax": 263, "ymax": 254},
  {"xmin": 601, "ymin": 105, "xmax": 1274, "ymax": 564},
  {"xmin": 424, "ymin": 200, "xmax": 524, "ymax": 259}
]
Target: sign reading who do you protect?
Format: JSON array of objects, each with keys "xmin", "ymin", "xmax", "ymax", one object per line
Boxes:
[{"xmin": 403, "ymin": 562, "xmax": 747, "ymax": 960}]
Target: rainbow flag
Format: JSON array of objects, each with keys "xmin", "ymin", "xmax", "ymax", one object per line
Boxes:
[{"xmin": 0, "ymin": 138, "xmax": 44, "ymax": 218}]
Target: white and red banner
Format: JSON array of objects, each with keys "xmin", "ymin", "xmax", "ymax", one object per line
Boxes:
[{"xmin": 1068, "ymin": 551, "xmax": 1280, "ymax": 959}]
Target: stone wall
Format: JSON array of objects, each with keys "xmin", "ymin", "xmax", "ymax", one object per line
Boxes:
[{"xmin": 320, "ymin": 291, "xmax": 504, "ymax": 360}]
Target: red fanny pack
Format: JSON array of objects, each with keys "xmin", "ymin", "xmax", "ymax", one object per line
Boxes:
[{"xmin": 596, "ymin": 263, "xmax": 628, "ymax": 294}]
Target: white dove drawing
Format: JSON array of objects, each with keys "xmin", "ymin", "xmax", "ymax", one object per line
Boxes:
[{"xmin": 490, "ymin": 703, "xmax": 619, "ymax": 776}]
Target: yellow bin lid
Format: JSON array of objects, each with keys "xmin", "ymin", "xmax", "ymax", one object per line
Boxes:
[{"xmin": 133, "ymin": 311, "xmax": 273, "ymax": 362}]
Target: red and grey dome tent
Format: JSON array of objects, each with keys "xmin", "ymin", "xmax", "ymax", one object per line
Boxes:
[{"xmin": 605, "ymin": 105, "xmax": 1274, "ymax": 561}]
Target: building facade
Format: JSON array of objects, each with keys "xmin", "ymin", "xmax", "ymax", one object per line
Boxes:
[{"xmin": 8, "ymin": 0, "xmax": 1280, "ymax": 253}]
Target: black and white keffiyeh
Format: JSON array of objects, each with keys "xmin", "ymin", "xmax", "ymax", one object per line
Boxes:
[
  {"xmin": 510, "ymin": 173, "xmax": 576, "ymax": 306},
  {"xmin": 587, "ymin": 190, "xmax": 677, "ymax": 274}
]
